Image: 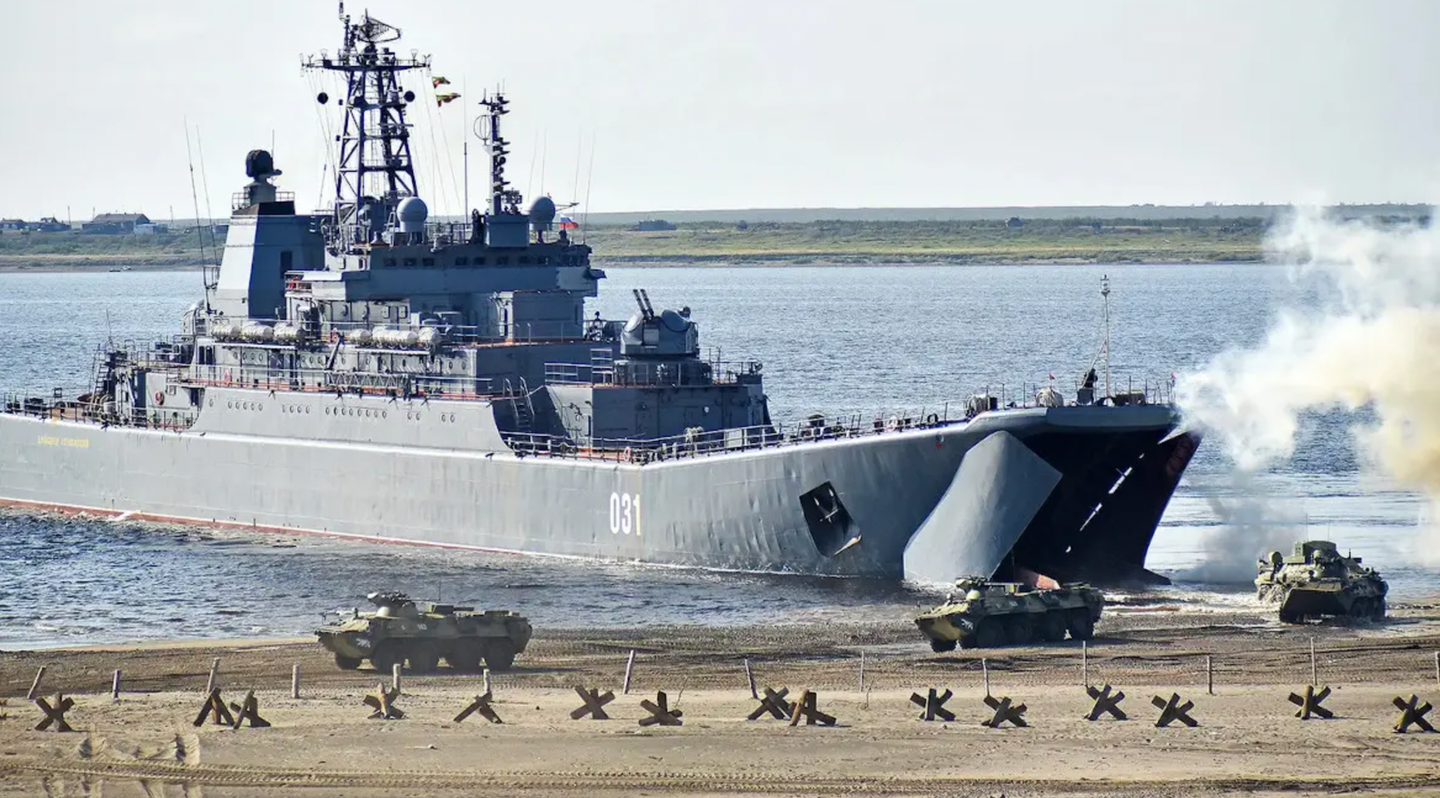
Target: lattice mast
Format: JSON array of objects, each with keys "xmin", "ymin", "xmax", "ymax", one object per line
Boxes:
[{"xmin": 303, "ymin": 4, "xmax": 430, "ymax": 243}]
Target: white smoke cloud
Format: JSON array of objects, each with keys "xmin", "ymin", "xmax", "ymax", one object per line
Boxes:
[{"xmin": 1177, "ymin": 206, "xmax": 1440, "ymax": 566}]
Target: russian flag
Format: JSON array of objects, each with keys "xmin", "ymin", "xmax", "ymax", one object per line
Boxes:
[{"xmin": 559, "ymin": 216, "xmax": 578, "ymax": 230}]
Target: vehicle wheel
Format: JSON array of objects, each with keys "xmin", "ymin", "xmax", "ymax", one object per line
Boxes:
[
  {"xmin": 975, "ymin": 619, "xmax": 1004, "ymax": 648},
  {"xmin": 407, "ymin": 645, "xmax": 440, "ymax": 674},
  {"xmin": 1373, "ymin": 598, "xmax": 1387, "ymax": 621},
  {"xmin": 1004, "ymin": 615, "xmax": 1035, "ymax": 645},
  {"xmin": 370, "ymin": 641, "xmax": 403, "ymax": 675},
  {"xmin": 957, "ymin": 634, "xmax": 978, "ymax": 650},
  {"xmin": 1039, "ymin": 612, "xmax": 1067, "ymax": 643},
  {"xmin": 484, "ymin": 643, "xmax": 516, "ymax": 671},
  {"xmin": 1278, "ymin": 609, "xmax": 1301, "ymax": 624},
  {"xmin": 929, "ymin": 637, "xmax": 958, "ymax": 653},
  {"xmin": 1068, "ymin": 608, "xmax": 1095, "ymax": 641},
  {"xmin": 1349, "ymin": 599, "xmax": 1368, "ymax": 620},
  {"xmin": 334, "ymin": 653, "xmax": 362, "ymax": 671},
  {"xmin": 445, "ymin": 641, "xmax": 484, "ymax": 672}
]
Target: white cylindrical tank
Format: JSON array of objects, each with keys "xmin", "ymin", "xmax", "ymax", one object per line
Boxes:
[
  {"xmin": 349, "ymin": 328, "xmax": 373, "ymax": 346},
  {"xmin": 274, "ymin": 324, "xmax": 301, "ymax": 343},
  {"xmin": 373, "ymin": 327, "xmax": 420, "ymax": 348},
  {"xmin": 417, "ymin": 327, "xmax": 442, "ymax": 348},
  {"xmin": 211, "ymin": 322, "xmax": 241, "ymax": 341},
  {"xmin": 241, "ymin": 323, "xmax": 274, "ymax": 342}
]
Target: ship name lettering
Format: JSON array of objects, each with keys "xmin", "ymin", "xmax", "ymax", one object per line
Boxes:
[{"xmin": 37, "ymin": 435, "xmax": 90, "ymax": 449}]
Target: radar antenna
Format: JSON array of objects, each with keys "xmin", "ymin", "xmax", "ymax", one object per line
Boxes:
[{"xmin": 303, "ymin": 8, "xmax": 429, "ymax": 249}]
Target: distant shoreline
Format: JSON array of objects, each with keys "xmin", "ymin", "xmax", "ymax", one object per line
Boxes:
[
  {"xmin": 0, "ymin": 255, "xmax": 1269, "ymax": 273},
  {"xmin": 0, "ymin": 217, "xmax": 1272, "ymax": 271}
]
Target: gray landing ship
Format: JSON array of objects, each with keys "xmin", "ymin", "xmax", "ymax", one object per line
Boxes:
[{"xmin": 0, "ymin": 9, "xmax": 1199, "ymax": 585}]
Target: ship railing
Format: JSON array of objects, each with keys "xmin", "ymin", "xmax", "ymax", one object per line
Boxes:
[
  {"xmin": 543, "ymin": 357, "xmax": 763, "ymax": 387},
  {"xmin": 504, "ymin": 373, "xmax": 1179, "ymax": 464},
  {"xmin": 231, "ymin": 190, "xmax": 296, "ymax": 211},
  {"xmin": 209, "ymin": 318, "xmax": 621, "ymax": 347},
  {"xmin": 181, "ymin": 364, "xmax": 499, "ymax": 399}
]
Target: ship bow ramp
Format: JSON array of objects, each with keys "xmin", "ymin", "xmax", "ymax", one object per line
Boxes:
[
  {"xmin": 903, "ymin": 409, "xmax": 1199, "ymax": 588},
  {"xmin": 903, "ymin": 431, "xmax": 1059, "ymax": 583}
]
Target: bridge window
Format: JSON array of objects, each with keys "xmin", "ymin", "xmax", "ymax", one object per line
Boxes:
[
  {"xmin": 404, "ymin": 257, "xmax": 418, "ymax": 267},
  {"xmin": 423, "ymin": 257, "xmax": 435, "ymax": 266},
  {"xmin": 455, "ymin": 256, "xmax": 469, "ymax": 266}
]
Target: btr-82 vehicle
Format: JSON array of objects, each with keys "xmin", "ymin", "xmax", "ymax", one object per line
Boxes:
[
  {"xmin": 915, "ymin": 577, "xmax": 1105, "ymax": 652},
  {"xmin": 1256, "ymin": 540, "xmax": 1388, "ymax": 624},
  {"xmin": 316, "ymin": 591, "xmax": 532, "ymax": 673}
]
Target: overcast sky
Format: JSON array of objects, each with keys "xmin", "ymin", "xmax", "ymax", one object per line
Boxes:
[{"xmin": 3, "ymin": 0, "xmax": 1438, "ymax": 219}]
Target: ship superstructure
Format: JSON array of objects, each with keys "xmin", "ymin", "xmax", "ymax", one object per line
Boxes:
[{"xmin": 0, "ymin": 9, "xmax": 1199, "ymax": 587}]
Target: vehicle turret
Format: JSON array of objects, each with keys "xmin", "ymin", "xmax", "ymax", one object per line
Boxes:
[
  {"xmin": 1255, "ymin": 539, "xmax": 1387, "ymax": 623},
  {"xmin": 316, "ymin": 589, "xmax": 532, "ymax": 673},
  {"xmin": 915, "ymin": 577, "xmax": 1104, "ymax": 652}
]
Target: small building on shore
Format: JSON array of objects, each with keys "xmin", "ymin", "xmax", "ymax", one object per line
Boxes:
[
  {"xmin": 0, "ymin": 219, "xmax": 24, "ymax": 232},
  {"xmin": 31, "ymin": 216, "xmax": 71, "ymax": 232},
  {"xmin": 83, "ymin": 213, "xmax": 151, "ymax": 234}
]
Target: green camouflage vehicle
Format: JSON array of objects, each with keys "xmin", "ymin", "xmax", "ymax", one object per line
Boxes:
[
  {"xmin": 915, "ymin": 577, "xmax": 1105, "ymax": 652},
  {"xmin": 1255, "ymin": 540, "xmax": 1388, "ymax": 624},
  {"xmin": 316, "ymin": 591, "xmax": 532, "ymax": 673}
]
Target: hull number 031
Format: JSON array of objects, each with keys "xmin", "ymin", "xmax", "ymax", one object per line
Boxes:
[{"xmin": 609, "ymin": 492, "xmax": 641, "ymax": 536}]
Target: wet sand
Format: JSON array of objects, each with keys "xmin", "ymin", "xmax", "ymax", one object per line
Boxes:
[{"xmin": 3, "ymin": 601, "xmax": 1440, "ymax": 797}]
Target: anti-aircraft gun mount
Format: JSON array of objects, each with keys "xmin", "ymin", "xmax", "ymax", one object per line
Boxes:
[
  {"xmin": 914, "ymin": 577, "xmax": 1105, "ymax": 652},
  {"xmin": 1255, "ymin": 540, "xmax": 1388, "ymax": 624},
  {"xmin": 315, "ymin": 590, "xmax": 532, "ymax": 673}
]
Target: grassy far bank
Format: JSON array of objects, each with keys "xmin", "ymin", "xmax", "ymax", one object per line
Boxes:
[
  {"xmin": 0, "ymin": 230, "xmax": 221, "ymax": 269},
  {"xmin": 583, "ymin": 217, "xmax": 1267, "ymax": 263},
  {"xmin": 0, "ymin": 217, "xmax": 1268, "ymax": 269}
]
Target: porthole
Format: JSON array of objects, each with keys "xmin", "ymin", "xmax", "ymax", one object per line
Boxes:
[
  {"xmin": 227, "ymin": 401, "xmax": 233, "ymax": 409},
  {"xmin": 382, "ymin": 410, "xmax": 387, "ymax": 419}
]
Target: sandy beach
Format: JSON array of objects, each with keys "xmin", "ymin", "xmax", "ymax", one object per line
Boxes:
[{"xmin": 3, "ymin": 601, "xmax": 1440, "ymax": 797}]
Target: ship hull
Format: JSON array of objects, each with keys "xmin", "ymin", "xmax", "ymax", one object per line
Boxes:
[{"xmin": 0, "ymin": 393, "xmax": 1195, "ymax": 583}]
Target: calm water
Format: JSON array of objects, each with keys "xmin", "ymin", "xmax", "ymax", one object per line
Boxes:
[{"xmin": 0, "ymin": 264, "xmax": 1433, "ymax": 648}]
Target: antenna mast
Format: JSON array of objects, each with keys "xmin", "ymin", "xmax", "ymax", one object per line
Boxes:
[
  {"xmin": 479, "ymin": 93, "xmax": 522, "ymax": 215},
  {"xmin": 303, "ymin": 5, "xmax": 429, "ymax": 249}
]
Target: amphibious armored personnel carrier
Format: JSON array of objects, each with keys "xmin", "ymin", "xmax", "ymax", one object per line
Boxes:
[
  {"xmin": 1255, "ymin": 540, "xmax": 1388, "ymax": 623},
  {"xmin": 316, "ymin": 591, "xmax": 532, "ymax": 672},
  {"xmin": 915, "ymin": 577, "xmax": 1105, "ymax": 651}
]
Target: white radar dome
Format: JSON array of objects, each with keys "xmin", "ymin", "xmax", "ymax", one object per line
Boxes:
[
  {"xmin": 528, "ymin": 196, "xmax": 557, "ymax": 229},
  {"xmin": 397, "ymin": 196, "xmax": 429, "ymax": 233}
]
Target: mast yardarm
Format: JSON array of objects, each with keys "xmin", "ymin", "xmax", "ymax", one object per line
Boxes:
[{"xmin": 303, "ymin": 4, "xmax": 430, "ymax": 249}]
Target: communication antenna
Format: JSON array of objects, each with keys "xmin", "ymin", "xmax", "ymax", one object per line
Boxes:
[
  {"xmin": 580, "ymin": 133, "xmax": 596, "ymax": 244},
  {"xmin": 182, "ymin": 118, "xmax": 212, "ymax": 302},
  {"xmin": 195, "ymin": 125, "xmax": 219, "ymax": 272},
  {"xmin": 1101, "ymin": 274, "xmax": 1112, "ymax": 400}
]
